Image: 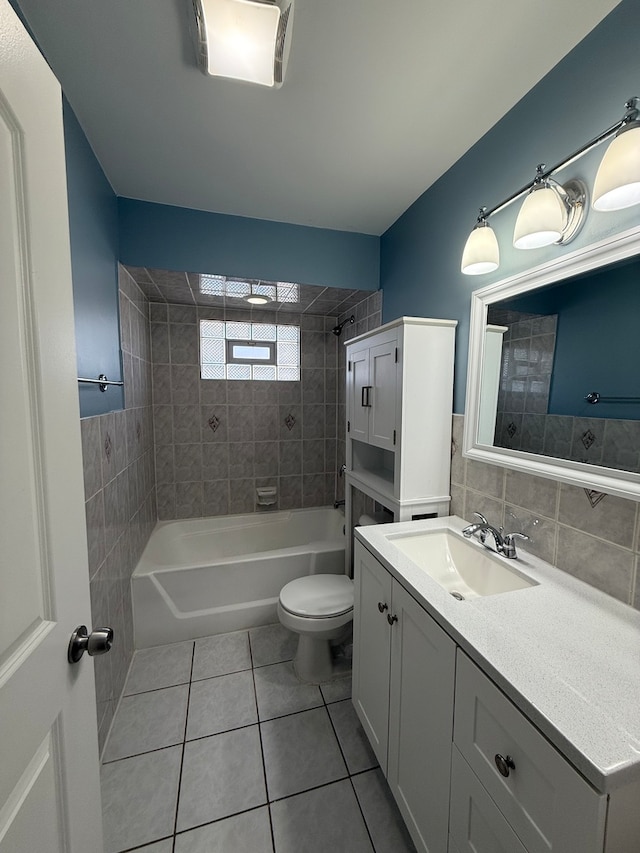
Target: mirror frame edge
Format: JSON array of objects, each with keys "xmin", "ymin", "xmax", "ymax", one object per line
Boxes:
[{"xmin": 462, "ymin": 222, "xmax": 640, "ymax": 503}]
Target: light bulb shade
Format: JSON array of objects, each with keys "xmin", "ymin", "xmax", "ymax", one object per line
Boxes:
[
  {"xmin": 194, "ymin": 0, "xmax": 294, "ymax": 88},
  {"xmin": 513, "ymin": 184, "xmax": 567, "ymax": 249},
  {"xmin": 461, "ymin": 222, "xmax": 499, "ymax": 275},
  {"xmin": 592, "ymin": 123, "xmax": 640, "ymax": 211}
]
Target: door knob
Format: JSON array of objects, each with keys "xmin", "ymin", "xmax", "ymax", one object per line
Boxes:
[
  {"xmin": 494, "ymin": 753, "xmax": 516, "ymax": 778},
  {"xmin": 68, "ymin": 625, "xmax": 114, "ymax": 664},
  {"xmin": 387, "ymin": 613, "xmax": 398, "ymax": 626},
  {"xmin": 377, "ymin": 602, "xmax": 388, "ymax": 613}
]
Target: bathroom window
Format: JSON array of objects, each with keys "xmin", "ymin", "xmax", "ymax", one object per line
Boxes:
[{"xmin": 200, "ymin": 320, "xmax": 300, "ymax": 380}]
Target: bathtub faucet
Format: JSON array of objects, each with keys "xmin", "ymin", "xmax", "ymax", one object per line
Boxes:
[{"xmin": 334, "ymin": 499, "xmax": 345, "ymax": 509}]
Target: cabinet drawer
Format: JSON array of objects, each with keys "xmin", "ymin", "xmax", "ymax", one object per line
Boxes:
[
  {"xmin": 454, "ymin": 651, "xmax": 606, "ymax": 853},
  {"xmin": 450, "ymin": 747, "xmax": 528, "ymax": 853}
]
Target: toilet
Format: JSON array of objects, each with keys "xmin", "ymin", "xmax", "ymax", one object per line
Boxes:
[{"xmin": 277, "ymin": 573, "xmax": 354, "ymax": 683}]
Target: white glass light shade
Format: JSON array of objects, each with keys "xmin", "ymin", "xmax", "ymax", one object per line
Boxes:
[
  {"xmin": 592, "ymin": 123, "xmax": 640, "ymax": 211},
  {"xmin": 513, "ymin": 185, "xmax": 566, "ymax": 249},
  {"xmin": 461, "ymin": 223, "xmax": 499, "ymax": 275},
  {"xmin": 200, "ymin": 0, "xmax": 281, "ymax": 87}
]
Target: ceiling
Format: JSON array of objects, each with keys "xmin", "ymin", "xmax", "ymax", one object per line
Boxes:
[
  {"xmin": 125, "ymin": 265, "xmax": 372, "ymax": 315},
  {"xmin": 17, "ymin": 0, "xmax": 621, "ymax": 235}
]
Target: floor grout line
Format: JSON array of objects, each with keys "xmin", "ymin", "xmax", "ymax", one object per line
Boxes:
[
  {"xmin": 171, "ymin": 642, "xmax": 196, "ymax": 853},
  {"xmin": 249, "ymin": 634, "xmax": 277, "ymax": 853}
]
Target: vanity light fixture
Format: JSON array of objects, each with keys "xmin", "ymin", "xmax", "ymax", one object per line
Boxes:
[
  {"xmin": 461, "ymin": 96, "xmax": 640, "ymax": 275},
  {"xmin": 512, "ymin": 166, "xmax": 586, "ymax": 250},
  {"xmin": 461, "ymin": 210, "xmax": 500, "ymax": 275},
  {"xmin": 191, "ymin": 0, "xmax": 294, "ymax": 88}
]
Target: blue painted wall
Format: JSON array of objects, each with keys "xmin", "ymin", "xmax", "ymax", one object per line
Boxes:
[
  {"xmin": 118, "ymin": 198, "xmax": 379, "ymax": 291},
  {"xmin": 498, "ymin": 256, "xmax": 640, "ymax": 419},
  {"xmin": 380, "ymin": 0, "xmax": 640, "ymax": 413},
  {"xmin": 63, "ymin": 99, "xmax": 123, "ymax": 416}
]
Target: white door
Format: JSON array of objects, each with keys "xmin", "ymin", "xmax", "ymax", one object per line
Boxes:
[
  {"xmin": 387, "ymin": 580, "xmax": 456, "ymax": 853},
  {"xmin": 351, "ymin": 541, "xmax": 393, "ymax": 773},
  {"xmin": 347, "ymin": 346, "xmax": 370, "ymax": 444},
  {"xmin": 368, "ymin": 339, "xmax": 397, "ymax": 450},
  {"xmin": 0, "ymin": 2, "xmax": 104, "ymax": 851}
]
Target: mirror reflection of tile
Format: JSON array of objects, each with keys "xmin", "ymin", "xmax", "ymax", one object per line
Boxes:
[{"xmin": 488, "ymin": 307, "xmax": 640, "ymax": 474}]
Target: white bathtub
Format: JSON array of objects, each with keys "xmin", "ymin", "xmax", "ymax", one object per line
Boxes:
[{"xmin": 132, "ymin": 507, "xmax": 346, "ymax": 648}]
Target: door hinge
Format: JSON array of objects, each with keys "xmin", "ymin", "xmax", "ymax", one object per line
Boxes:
[
  {"xmin": 347, "ymin": 420, "xmax": 351, "ymax": 433},
  {"xmin": 393, "ymin": 429, "xmax": 396, "ymax": 445},
  {"xmin": 395, "ymin": 347, "xmax": 398, "ymax": 363}
]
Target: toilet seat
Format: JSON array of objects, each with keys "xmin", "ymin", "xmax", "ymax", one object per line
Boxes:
[{"xmin": 279, "ymin": 574, "xmax": 354, "ymax": 619}]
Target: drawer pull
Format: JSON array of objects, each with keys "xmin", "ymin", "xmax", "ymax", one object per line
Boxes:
[
  {"xmin": 495, "ymin": 754, "xmax": 516, "ymax": 778},
  {"xmin": 377, "ymin": 602, "xmax": 388, "ymax": 613},
  {"xmin": 387, "ymin": 613, "xmax": 398, "ymax": 626}
]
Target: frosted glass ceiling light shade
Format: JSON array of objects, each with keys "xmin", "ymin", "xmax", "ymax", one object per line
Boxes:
[
  {"xmin": 192, "ymin": 0, "xmax": 294, "ymax": 87},
  {"xmin": 513, "ymin": 166, "xmax": 586, "ymax": 250},
  {"xmin": 593, "ymin": 120, "xmax": 640, "ymax": 211},
  {"xmin": 461, "ymin": 217, "xmax": 499, "ymax": 275}
]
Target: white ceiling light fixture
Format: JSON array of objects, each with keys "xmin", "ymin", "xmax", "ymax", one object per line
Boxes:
[
  {"xmin": 192, "ymin": 0, "xmax": 294, "ymax": 88},
  {"xmin": 461, "ymin": 96, "xmax": 640, "ymax": 275}
]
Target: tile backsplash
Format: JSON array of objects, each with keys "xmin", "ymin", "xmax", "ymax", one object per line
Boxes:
[{"xmin": 451, "ymin": 414, "xmax": 640, "ymax": 610}]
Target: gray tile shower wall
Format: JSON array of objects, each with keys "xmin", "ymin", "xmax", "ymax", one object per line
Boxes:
[
  {"xmin": 451, "ymin": 414, "xmax": 640, "ymax": 610},
  {"xmin": 150, "ymin": 304, "xmax": 357, "ymax": 519},
  {"xmin": 80, "ymin": 265, "xmax": 157, "ymax": 754}
]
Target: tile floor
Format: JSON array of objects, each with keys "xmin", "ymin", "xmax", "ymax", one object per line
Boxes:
[{"xmin": 100, "ymin": 623, "xmax": 417, "ymax": 853}]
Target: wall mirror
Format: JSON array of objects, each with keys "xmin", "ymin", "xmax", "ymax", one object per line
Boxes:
[{"xmin": 463, "ymin": 223, "xmax": 640, "ymax": 501}]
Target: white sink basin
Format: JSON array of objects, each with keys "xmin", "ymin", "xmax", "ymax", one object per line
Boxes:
[{"xmin": 386, "ymin": 530, "xmax": 537, "ymax": 599}]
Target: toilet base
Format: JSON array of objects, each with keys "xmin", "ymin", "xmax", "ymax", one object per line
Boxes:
[{"xmin": 293, "ymin": 634, "xmax": 334, "ymax": 683}]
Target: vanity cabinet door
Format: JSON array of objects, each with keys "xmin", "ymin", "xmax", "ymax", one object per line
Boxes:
[
  {"xmin": 449, "ymin": 747, "xmax": 528, "ymax": 853},
  {"xmin": 454, "ymin": 651, "xmax": 606, "ymax": 853},
  {"xmin": 352, "ymin": 541, "xmax": 394, "ymax": 772},
  {"xmin": 387, "ymin": 580, "xmax": 456, "ymax": 853}
]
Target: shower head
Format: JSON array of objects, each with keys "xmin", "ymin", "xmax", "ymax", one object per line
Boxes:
[{"xmin": 332, "ymin": 315, "xmax": 355, "ymax": 337}]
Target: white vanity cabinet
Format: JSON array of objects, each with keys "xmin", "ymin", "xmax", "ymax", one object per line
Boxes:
[
  {"xmin": 352, "ymin": 537, "xmax": 636, "ymax": 853},
  {"xmin": 451, "ymin": 652, "xmax": 606, "ymax": 853},
  {"xmin": 352, "ymin": 540, "xmax": 456, "ymax": 853}
]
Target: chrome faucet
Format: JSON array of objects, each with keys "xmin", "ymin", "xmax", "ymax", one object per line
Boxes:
[{"xmin": 462, "ymin": 512, "xmax": 529, "ymax": 559}]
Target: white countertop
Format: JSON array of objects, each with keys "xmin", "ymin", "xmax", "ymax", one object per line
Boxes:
[{"xmin": 355, "ymin": 515, "xmax": 640, "ymax": 793}]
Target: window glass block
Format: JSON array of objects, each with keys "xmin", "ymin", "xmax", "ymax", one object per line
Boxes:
[
  {"xmin": 277, "ymin": 324, "xmax": 299, "ymax": 342},
  {"xmin": 253, "ymin": 365, "xmax": 277, "ymax": 381},
  {"xmin": 277, "ymin": 283, "xmax": 299, "ymax": 303},
  {"xmin": 226, "ymin": 322, "xmax": 251, "ymax": 340},
  {"xmin": 201, "ymin": 338, "xmax": 225, "ymax": 363},
  {"xmin": 201, "ymin": 319, "xmax": 225, "ymax": 338},
  {"xmin": 201, "ymin": 363, "xmax": 225, "ymax": 379},
  {"xmin": 199, "ymin": 275, "xmax": 226, "ymax": 296},
  {"xmin": 225, "ymin": 280, "xmax": 251, "ymax": 298},
  {"xmin": 253, "ymin": 324, "xmax": 277, "ymax": 341},
  {"xmin": 277, "ymin": 366, "xmax": 300, "ymax": 381},
  {"xmin": 226, "ymin": 364, "xmax": 251, "ymax": 380},
  {"xmin": 277, "ymin": 341, "xmax": 299, "ymax": 366}
]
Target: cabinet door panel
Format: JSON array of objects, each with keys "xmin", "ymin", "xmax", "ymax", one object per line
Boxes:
[
  {"xmin": 348, "ymin": 348, "xmax": 369, "ymax": 443},
  {"xmin": 388, "ymin": 581, "xmax": 456, "ymax": 853},
  {"xmin": 454, "ymin": 651, "xmax": 606, "ymax": 853},
  {"xmin": 352, "ymin": 542, "xmax": 393, "ymax": 772},
  {"xmin": 369, "ymin": 340, "xmax": 397, "ymax": 449},
  {"xmin": 450, "ymin": 748, "xmax": 528, "ymax": 853}
]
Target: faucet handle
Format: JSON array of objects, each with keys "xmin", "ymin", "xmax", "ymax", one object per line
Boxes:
[
  {"xmin": 502, "ymin": 531, "xmax": 530, "ymax": 558},
  {"xmin": 472, "ymin": 511, "xmax": 489, "ymax": 524}
]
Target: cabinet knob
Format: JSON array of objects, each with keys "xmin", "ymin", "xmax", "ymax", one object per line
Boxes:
[
  {"xmin": 387, "ymin": 613, "xmax": 398, "ymax": 626},
  {"xmin": 377, "ymin": 602, "xmax": 388, "ymax": 613},
  {"xmin": 494, "ymin": 753, "xmax": 515, "ymax": 778}
]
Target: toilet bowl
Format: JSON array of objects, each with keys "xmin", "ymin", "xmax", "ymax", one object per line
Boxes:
[{"xmin": 277, "ymin": 574, "xmax": 354, "ymax": 683}]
